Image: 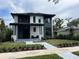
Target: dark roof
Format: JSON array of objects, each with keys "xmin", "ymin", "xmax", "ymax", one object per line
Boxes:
[{"xmin": 11, "ymin": 13, "xmax": 55, "ymax": 17}]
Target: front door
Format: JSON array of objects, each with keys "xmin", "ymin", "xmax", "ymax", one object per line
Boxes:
[
  {"xmin": 23, "ymin": 26, "xmax": 30, "ymax": 39},
  {"xmin": 18, "ymin": 25, "xmax": 30, "ymax": 39}
]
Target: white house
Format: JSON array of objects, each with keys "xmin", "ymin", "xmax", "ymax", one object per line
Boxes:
[{"xmin": 10, "ymin": 13, "xmax": 55, "ymax": 41}]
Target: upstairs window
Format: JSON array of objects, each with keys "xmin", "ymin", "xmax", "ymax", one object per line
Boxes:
[
  {"xmin": 39, "ymin": 19, "xmax": 41, "ymax": 23},
  {"xmin": 33, "ymin": 16, "xmax": 36, "ymax": 23},
  {"xmin": 45, "ymin": 18, "xmax": 51, "ymax": 23},
  {"xmin": 48, "ymin": 18, "xmax": 51, "ymax": 23}
]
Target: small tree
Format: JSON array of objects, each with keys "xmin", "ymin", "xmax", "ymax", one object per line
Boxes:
[
  {"xmin": 65, "ymin": 18, "xmax": 74, "ymax": 39},
  {"xmin": 53, "ymin": 18, "xmax": 64, "ymax": 38},
  {"xmin": 0, "ymin": 26, "xmax": 13, "ymax": 42},
  {"xmin": 0, "ymin": 20, "xmax": 5, "ymax": 32}
]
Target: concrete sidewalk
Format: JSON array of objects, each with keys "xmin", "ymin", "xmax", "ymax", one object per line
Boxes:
[
  {"xmin": 0, "ymin": 50, "xmax": 56, "ymax": 59},
  {"xmin": 56, "ymin": 50, "xmax": 79, "ymax": 59}
]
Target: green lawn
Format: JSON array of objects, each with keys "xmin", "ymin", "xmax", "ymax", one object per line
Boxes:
[
  {"xmin": 0, "ymin": 42, "xmax": 26, "ymax": 48},
  {"xmin": 73, "ymin": 51, "xmax": 79, "ymax": 56},
  {"xmin": 46, "ymin": 39, "xmax": 79, "ymax": 46},
  {"xmin": 19, "ymin": 54, "xmax": 63, "ymax": 59}
]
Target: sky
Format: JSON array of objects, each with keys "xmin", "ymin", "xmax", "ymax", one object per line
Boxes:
[{"xmin": 0, "ymin": 0, "xmax": 79, "ymax": 26}]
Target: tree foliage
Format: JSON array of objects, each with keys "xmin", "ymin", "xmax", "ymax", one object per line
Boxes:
[
  {"xmin": 53, "ymin": 18, "xmax": 64, "ymax": 30},
  {"xmin": 48, "ymin": 0, "xmax": 59, "ymax": 4},
  {"xmin": 0, "ymin": 20, "xmax": 5, "ymax": 32},
  {"xmin": 67, "ymin": 18, "xmax": 79, "ymax": 27},
  {"xmin": 0, "ymin": 26, "xmax": 13, "ymax": 42},
  {"xmin": 53, "ymin": 18, "xmax": 64, "ymax": 37}
]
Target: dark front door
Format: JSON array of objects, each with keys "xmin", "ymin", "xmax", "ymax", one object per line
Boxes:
[
  {"xmin": 23, "ymin": 26, "xmax": 30, "ymax": 39},
  {"xmin": 18, "ymin": 25, "xmax": 30, "ymax": 39}
]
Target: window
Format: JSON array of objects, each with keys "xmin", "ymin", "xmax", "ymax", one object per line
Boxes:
[
  {"xmin": 33, "ymin": 27, "xmax": 36, "ymax": 32},
  {"xmin": 45, "ymin": 18, "xmax": 51, "ymax": 23},
  {"xmin": 39, "ymin": 19, "xmax": 41, "ymax": 23},
  {"xmin": 48, "ymin": 18, "xmax": 51, "ymax": 23},
  {"xmin": 33, "ymin": 16, "xmax": 35, "ymax": 23}
]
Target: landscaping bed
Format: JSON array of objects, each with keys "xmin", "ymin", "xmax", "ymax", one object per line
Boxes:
[
  {"xmin": 46, "ymin": 39, "xmax": 79, "ymax": 48},
  {"xmin": 19, "ymin": 54, "xmax": 63, "ymax": 59},
  {"xmin": 57, "ymin": 43, "xmax": 79, "ymax": 48},
  {"xmin": 0, "ymin": 42, "xmax": 45, "ymax": 53},
  {"xmin": 73, "ymin": 51, "xmax": 79, "ymax": 56}
]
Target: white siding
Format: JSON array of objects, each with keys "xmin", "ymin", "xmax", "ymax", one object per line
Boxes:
[
  {"xmin": 30, "ymin": 15, "xmax": 44, "ymax": 40},
  {"xmin": 51, "ymin": 19, "xmax": 54, "ymax": 38},
  {"xmin": 30, "ymin": 16, "xmax": 44, "ymax": 24},
  {"xmin": 30, "ymin": 26, "xmax": 44, "ymax": 40},
  {"xmin": 13, "ymin": 16, "xmax": 18, "ymax": 23},
  {"xmin": 12, "ymin": 15, "xmax": 18, "ymax": 41}
]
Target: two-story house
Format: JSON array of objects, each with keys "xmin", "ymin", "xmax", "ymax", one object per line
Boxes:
[{"xmin": 10, "ymin": 13, "xmax": 55, "ymax": 41}]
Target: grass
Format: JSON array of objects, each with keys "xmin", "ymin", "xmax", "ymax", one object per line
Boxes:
[
  {"xmin": 73, "ymin": 51, "xmax": 79, "ymax": 56},
  {"xmin": 46, "ymin": 39, "xmax": 79, "ymax": 46},
  {"xmin": 19, "ymin": 54, "xmax": 63, "ymax": 59}
]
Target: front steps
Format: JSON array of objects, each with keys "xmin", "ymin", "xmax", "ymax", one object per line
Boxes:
[{"xmin": 16, "ymin": 39, "xmax": 41, "ymax": 42}]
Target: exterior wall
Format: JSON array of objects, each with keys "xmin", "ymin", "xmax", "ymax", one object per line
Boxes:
[
  {"xmin": 30, "ymin": 15, "xmax": 44, "ymax": 40},
  {"xmin": 30, "ymin": 26, "xmax": 44, "ymax": 40},
  {"xmin": 51, "ymin": 19, "xmax": 54, "ymax": 38},
  {"xmin": 11, "ymin": 26, "xmax": 18, "ymax": 41},
  {"xmin": 12, "ymin": 15, "xmax": 18, "ymax": 41},
  {"xmin": 44, "ymin": 17, "xmax": 52, "ymax": 38},
  {"xmin": 13, "ymin": 15, "xmax": 18, "ymax": 23},
  {"xmin": 30, "ymin": 16, "xmax": 44, "ymax": 24}
]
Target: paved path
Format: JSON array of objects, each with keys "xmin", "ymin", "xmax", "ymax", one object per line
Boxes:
[
  {"xmin": 55, "ymin": 49, "xmax": 79, "ymax": 59},
  {"xmin": 0, "ymin": 50, "xmax": 56, "ymax": 59},
  {"xmin": 26, "ymin": 42, "xmax": 57, "ymax": 49}
]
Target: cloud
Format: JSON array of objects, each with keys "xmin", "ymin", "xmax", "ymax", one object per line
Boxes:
[
  {"xmin": 8, "ymin": 0, "xmax": 26, "ymax": 13},
  {"xmin": 0, "ymin": 0, "xmax": 79, "ymax": 25}
]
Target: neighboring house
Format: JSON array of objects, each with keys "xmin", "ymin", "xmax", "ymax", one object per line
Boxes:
[
  {"xmin": 57, "ymin": 26, "xmax": 79, "ymax": 36},
  {"xmin": 10, "ymin": 13, "xmax": 55, "ymax": 41}
]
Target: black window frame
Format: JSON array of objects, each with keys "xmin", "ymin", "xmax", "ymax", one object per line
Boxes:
[
  {"xmin": 39, "ymin": 19, "xmax": 41, "ymax": 23},
  {"xmin": 33, "ymin": 16, "xmax": 35, "ymax": 23}
]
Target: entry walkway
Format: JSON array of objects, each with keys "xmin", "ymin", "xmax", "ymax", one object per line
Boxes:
[
  {"xmin": 56, "ymin": 50, "xmax": 79, "ymax": 59},
  {"xmin": 26, "ymin": 42, "xmax": 57, "ymax": 49}
]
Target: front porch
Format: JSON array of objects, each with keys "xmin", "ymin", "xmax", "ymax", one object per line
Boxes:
[{"xmin": 16, "ymin": 38, "xmax": 41, "ymax": 42}]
